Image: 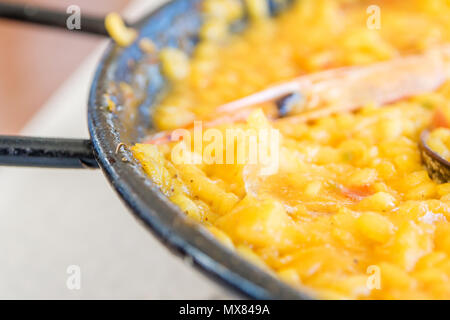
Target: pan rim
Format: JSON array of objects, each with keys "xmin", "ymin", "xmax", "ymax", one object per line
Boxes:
[{"xmin": 87, "ymin": 0, "xmax": 313, "ymax": 300}]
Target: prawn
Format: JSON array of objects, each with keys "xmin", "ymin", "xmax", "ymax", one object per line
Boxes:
[{"xmin": 146, "ymin": 46, "xmax": 450, "ymax": 144}]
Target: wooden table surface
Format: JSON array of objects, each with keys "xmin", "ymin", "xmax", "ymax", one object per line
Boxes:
[{"xmin": 0, "ymin": 0, "xmax": 130, "ymax": 134}]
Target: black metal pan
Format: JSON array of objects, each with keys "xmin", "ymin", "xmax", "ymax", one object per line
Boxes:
[{"xmin": 0, "ymin": 0, "xmax": 311, "ymax": 299}]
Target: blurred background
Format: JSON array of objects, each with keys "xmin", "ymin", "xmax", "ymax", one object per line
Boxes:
[
  {"xmin": 0, "ymin": 0, "xmax": 231, "ymax": 300},
  {"xmin": 0, "ymin": 0, "xmax": 130, "ymax": 134}
]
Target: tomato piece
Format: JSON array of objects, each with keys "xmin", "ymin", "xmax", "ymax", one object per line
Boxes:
[{"xmin": 431, "ymin": 108, "xmax": 450, "ymax": 129}]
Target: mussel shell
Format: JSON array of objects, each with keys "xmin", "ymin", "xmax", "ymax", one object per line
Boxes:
[{"xmin": 420, "ymin": 130, "xmax": 450, "ymax": 183}]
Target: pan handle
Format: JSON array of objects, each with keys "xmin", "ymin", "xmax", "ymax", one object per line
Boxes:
[
  {"xmin": 0, "ymin": 136, "xmax": 99, "ymax": 169},
  {"xmin": 0, "ymin": 2, "xmax": 108, "ymax": 36}
]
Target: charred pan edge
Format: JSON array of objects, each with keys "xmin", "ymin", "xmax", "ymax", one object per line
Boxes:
[
  {"xmin": 87, "ymin": 0, "xmax": 312, "ymax": 300},
  {"xmin": 420, "ymin": 130, "xmax": 450, "ymax": 184}
]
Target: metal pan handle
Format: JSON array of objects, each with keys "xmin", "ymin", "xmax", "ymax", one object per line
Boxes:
[
  {"xmin": 0, "ymin": 136, "xmax": 99, "ymax": 169},
  {"xmin": 0, "ymin": 3, "xmax": 109, "ymax": 169},
  {"xmin": 0, "ymin": 2, "xmax": 108, "ymax": 36}
]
